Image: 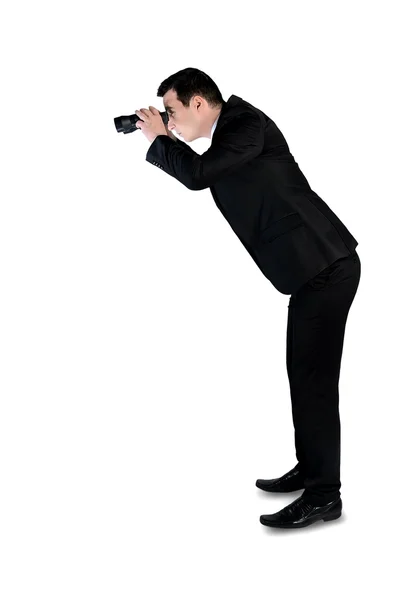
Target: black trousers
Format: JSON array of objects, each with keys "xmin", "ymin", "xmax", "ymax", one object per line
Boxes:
[{"xmin": 286, "ymin": 250, "xmax": 361, "ymax": 506}]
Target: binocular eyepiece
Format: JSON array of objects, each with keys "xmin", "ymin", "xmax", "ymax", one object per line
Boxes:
[{"xmin": 114, "ymin": 110, "xmax": 169, "ymax": 134}]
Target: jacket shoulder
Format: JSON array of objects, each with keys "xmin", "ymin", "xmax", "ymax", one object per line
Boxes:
[{"xmin": 214, "ymin": 103, "xmax": 264, "ymax": 140}]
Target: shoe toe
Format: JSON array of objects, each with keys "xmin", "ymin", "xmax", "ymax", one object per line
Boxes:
[
  {"xmin": 256, "ymin": 478, "xmax": 275, "ymax": 487},
  {"xmin": 259, "ymin": 512, "xmax": 282, "ymax": 526}
]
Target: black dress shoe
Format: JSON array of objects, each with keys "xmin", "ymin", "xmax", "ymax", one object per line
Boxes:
[
  {"xmin": 260, "ymin": 495, "xmax": 342, "ymax": 528},
  {"xmin": 256, "ymin": 465, "xmax": 305, "ymax": 492}
]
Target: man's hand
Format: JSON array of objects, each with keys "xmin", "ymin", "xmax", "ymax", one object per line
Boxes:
[{"xmin": 135, "ymin": 106, "xmax": 168, "ymax": 143}]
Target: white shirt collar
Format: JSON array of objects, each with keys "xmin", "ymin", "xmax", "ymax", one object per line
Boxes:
[{"xmin": 211, "ymin": 112, "xmax": 221, "ymax": 139}]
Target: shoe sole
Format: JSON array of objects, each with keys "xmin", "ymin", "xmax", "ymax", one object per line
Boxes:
[
  {"xmin": 260, "ymin": 510, "xmax": 342, "ymax": 528},
  {"xmin": 256, "ymin": 481, "xmax": 305, "ymax": 493}
]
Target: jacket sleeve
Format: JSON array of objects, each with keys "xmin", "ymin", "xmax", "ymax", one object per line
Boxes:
[
  {"xmin": 173, "ymin": 137, "xmax": 194, "ymax": 152},
  {"xmin": 145, "ymin": 113, "xmax": 264, "ymax": 190}
]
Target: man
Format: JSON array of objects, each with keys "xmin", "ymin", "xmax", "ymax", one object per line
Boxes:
[{"xmin": 135, "ymin": 67, "xmax": 361, "ymax": 529}]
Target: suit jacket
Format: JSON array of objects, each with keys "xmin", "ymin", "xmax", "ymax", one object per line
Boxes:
[{"xmin": 146, "ymin": 94, "xmax": 358, "ymax": 295}]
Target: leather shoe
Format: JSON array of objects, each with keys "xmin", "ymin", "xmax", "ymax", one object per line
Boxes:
[
  {"xmin": 260, "ymin": 495, "xmax": 342, "ymax": 528},
  {"xmin": 256, "ymin": 465, "xmax": 304, "ymax": 493}
]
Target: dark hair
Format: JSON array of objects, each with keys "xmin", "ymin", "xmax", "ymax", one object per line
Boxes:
[{"xmin": 157, "ymin": 67, "xmax": 224, "ymax": 109}]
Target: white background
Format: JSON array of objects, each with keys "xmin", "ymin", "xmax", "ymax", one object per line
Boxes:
[{"xmin": 1, "ymin": 1, "xmax": 413, "ymax": 598}]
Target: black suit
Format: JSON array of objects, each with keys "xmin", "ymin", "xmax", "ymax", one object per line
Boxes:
[
  {"xmin": 146, "ymin": 94, "xmax": 361, "ymax": 506},
  {"xmin": 146, "ymin": 94, "xmax": 358, "ymax": 295}
]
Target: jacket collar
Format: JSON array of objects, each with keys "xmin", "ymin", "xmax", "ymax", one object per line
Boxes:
[{"xmin": 213, "ymin": 95, "xmax": 243, "ymax": 137}]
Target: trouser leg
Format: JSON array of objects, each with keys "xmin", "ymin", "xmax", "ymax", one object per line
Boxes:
[
  {"xmin": 288, "ymin": 252, "xmax": 361, "ymax": 505},
  {"xmin": 287, "ymin": 295, "xmax": 304, "ymax": 473}
]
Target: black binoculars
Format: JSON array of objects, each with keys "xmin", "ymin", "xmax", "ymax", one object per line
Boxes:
[{"xmin": 114, "ymin": 110, "xmax": 169, "ymax": 134}]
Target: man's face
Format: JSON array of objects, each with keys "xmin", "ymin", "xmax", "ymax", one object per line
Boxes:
[{"xmin": 163, "ymin": 90, "xmax": 209, "ymax": 142}]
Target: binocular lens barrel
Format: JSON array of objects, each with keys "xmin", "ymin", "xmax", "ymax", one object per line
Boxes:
[{"xmin": 114, "ymin": 111, "xmax": 168, "ymax": 134}]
